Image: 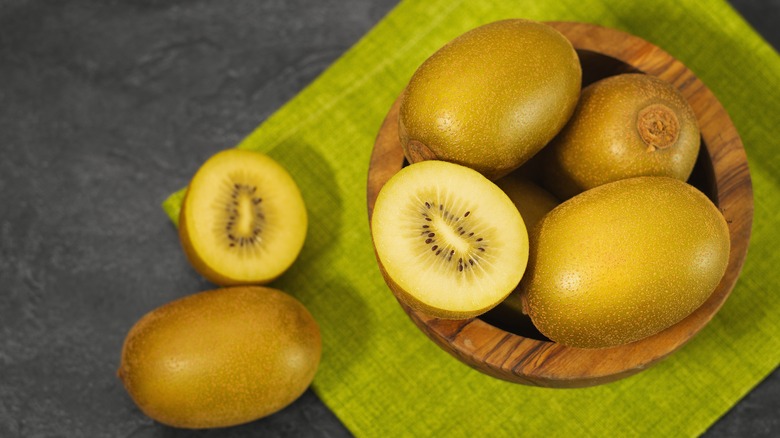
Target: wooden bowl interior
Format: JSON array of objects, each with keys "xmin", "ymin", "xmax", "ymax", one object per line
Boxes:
[{"xmin": 367, "ymin": 22, "xmax": 752, "ymax": 387}]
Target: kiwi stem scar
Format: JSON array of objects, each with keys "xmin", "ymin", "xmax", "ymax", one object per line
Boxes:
[{"xmin": 637, "ymin": 104, "xmax": 680, "ymax": 151}]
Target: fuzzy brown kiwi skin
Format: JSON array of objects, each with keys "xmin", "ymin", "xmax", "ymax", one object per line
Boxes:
[{"xmin": 178, "ymin": 190, "xmax": 280, "ymax": 286}]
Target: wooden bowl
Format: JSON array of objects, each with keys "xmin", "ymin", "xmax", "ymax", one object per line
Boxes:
[{"xmin": 366, "ymin": 22, "xmax": 753, "ymax": 387}]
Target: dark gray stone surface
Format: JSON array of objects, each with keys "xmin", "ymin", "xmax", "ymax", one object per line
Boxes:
[{"xmin": 0, "ymin": 1, "xmax": 776, "ymax": 437}]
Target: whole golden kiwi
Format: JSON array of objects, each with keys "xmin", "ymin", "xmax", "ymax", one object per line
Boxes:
[
  {"xmin": 542, "ymin": 73, "xmax": 700, "ymax": 199},
  {"xmin": 492, "ymin": 174, "xmax": 560, "ymax": 322},
  {"xmin": 494, "ymin": 173, "xmax": 560, "ymax": 233},
  {"xmin": 118, "ymin": 286, "xmax": 321, "ymax": 429},
  {"xmin": 520, "ymin": 177, "xmax": 729, "ymax": 349},
  {"xmin": 399, "ymin": 19, "xmax": 581, "ymax": 180}
]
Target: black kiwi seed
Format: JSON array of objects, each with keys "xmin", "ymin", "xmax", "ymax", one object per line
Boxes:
[
  {"xmin": 415, "ymin": 200, "xmax": 490, "ymax": 272},
  {"xmin": 223, "ymin": 180, "xmax": 265, "ymax": 249}
]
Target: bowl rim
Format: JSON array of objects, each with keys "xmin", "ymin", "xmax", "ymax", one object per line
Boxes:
[{"xmin": 366, "ymin": 21, "xmax": 754, "ymax": 387}]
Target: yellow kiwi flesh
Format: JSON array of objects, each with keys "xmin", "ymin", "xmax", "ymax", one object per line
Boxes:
[
  {"xmin": 399, "ymin": 19, "xmax": 581, "ymax": 180},
  {"xmin": 179, "ymin": 149, "xmax": 307, "ymax": 285},
  {"xmin": 520, "ymin": 177, "xmax": 729, "ymax": 349},
  {"xmin": 117, "ymin": 286, "xmax": 321, "ymax": 429},
  {"xmin": 371, "ymin": 160, "xmax": 529, "ymax": 319},
  {"xmin": 542, "ymin": 73, "xmax": 700, "ymax": 199}
]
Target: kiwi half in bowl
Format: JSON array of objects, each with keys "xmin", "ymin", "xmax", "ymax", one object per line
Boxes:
[
  {"xmin": 180, "ymin": 149, "xmax": 307, "ymax": 285},
  {"xmin": 371, "ymin": 160, "xmax": 529, "ymax": 319}
]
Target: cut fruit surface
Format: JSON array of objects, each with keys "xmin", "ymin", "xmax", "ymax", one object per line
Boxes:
[
  {"xmin": 371, "ymin": 160, "xmax": 529, "ymax": 319},
  {"xmin": 179, "ymin": 149, "xmax": 307, "ymax": 285}
]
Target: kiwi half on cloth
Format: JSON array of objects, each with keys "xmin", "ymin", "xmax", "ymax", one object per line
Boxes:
[
  {"xmin": 371, "ymin": 160, "xmax": 529, "ymax": 319},
  {"xmin": 179, "ymin": 149, "xmax": 307, "ymax": 285}
]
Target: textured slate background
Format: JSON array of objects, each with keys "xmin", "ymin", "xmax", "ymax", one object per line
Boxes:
[{"xmin": 0, "ymin": 1, "xmax": 777, "ymax": 436}]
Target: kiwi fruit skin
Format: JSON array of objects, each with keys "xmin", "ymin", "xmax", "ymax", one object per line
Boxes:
[
  {"xmin": 118, "ymin": 286, "xmax": 321, "ymax": 429},
  {"xmin": 179, "ymin": 149, "xmax": 307, "ymax": 286},
  {"xmin": 492, "ymin": 175, "xmax": 560, "ymax": 319},
  {"xmin": 399, "ymin": 19, "xmax": 582, "ymax": 180},
  {"xmin": 371, "ymin": 160, "xmax": 529, "ymax": 319},
  {"xmin": 520, "ymin": 177, "xmax": 729, "ymax": 349},
  {"xmin": 495, "ymin": 173, "xmax": 560, "ymax": 233},
  {"xmin": 542, "ymin": 73, "xmax": 700, "ymax": 199}
]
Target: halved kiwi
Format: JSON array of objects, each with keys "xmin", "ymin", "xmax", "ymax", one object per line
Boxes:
[
  {"xmin": 179, "ymin": 149, "xmax": 307, "ymax": 285},
  {"xmin": 371, "ymin": 160, "xmax": 529, "ymax": 319}
]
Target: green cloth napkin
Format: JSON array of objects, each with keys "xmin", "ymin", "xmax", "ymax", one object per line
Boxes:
[{"xmin": 163, "ymin": 0, "xmax": 780, "ymax": 435}]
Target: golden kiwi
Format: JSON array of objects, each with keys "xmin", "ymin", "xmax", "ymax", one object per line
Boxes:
[
  {"xmin": 542, "ymin": 73, "xmax": 700, "ymax": 199},
  {"xmin": 399, "ymin": 19, "xmax": 581, "ymax": 180},
  {"xmin": 179, "ymin": 149, "xmax": 307, "ymax": 285},
  {"xmin": 371, "ymin": 160, "xmax": 529, "ymax": 319},
  {"xmin": 492, "ymin": 174, "xmax": 560, "ymax": 321},
  {"xmin": 495, "ymin": 173, "xmax": 560, "ymax": 233},
  {"xmin": 118, "ymin": 286, "xmax": 321, "ymax": 429},
  {"xmin": 520, "ymin": 177, "xmax": 729, "ymax": 349}
]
